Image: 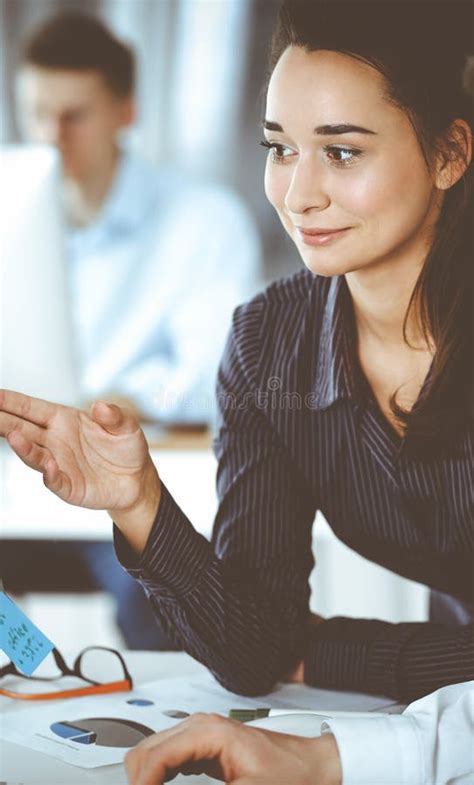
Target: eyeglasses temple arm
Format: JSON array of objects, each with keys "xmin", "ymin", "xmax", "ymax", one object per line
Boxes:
[{"xmin": 52, "ymin": 647, "xmax": 71, "ymax": 674}]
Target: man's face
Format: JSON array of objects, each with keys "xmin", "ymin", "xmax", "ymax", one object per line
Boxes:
[{"xmin": 17, "ymin": 66, "xmax": 134, "ymax": 180}]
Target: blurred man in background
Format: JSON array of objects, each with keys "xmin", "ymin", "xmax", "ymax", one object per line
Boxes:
[
  {"xmin": 5, "ymin": 11, "xmax": 260, "ymax": 649},
  {"xmin": 16, "ymin": 11, "xmax": 260, "ymax": 422}
]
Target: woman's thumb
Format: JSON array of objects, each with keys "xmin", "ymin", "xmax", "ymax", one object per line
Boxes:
[{"xmin": 91, "ymin": 401, "xmax": 137, "ymax": 435}]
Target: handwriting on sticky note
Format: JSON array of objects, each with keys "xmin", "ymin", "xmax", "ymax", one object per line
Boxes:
[{"xmin": 0, "ymin": 592, "xmax": 54, "ymax": 676}]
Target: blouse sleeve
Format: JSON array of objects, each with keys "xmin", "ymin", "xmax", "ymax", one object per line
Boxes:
[
  {"xmin": 304, "ymin": 614, "xmax": 474, "ymax": 702},
  {"xmin": 114, "ymin": 295, "xmax": 318, "ymax": 695}
]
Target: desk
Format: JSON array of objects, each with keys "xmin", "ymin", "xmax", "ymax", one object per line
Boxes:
[
  {"xmin": 1, "ymin": 650, "xmax": 399, "ymax": 785},
  {"xmin": 0, "ymin": 651, "xmax": 218, "ymax": 785}
]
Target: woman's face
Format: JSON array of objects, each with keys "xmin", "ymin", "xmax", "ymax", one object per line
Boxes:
[{"xmin": 264, "ymin": 46, "xmax": 443, "ymax": 278}]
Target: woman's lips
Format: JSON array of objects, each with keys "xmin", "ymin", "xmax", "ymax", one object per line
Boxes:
[{"xmin": 296, "ymin": 227, "xmax": 351, "ymax": 246}]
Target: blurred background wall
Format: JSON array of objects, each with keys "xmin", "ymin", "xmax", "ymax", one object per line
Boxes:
[{"xmin": 0, "ymin": 0, "xmax": 302, "ymax": 281}]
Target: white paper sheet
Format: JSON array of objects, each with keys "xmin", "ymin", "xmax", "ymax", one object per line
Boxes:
[{"xmin": 1, "ymin": 671, "xmax": 392, "ymax": 769}]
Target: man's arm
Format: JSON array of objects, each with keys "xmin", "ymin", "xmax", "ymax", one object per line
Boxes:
[
  {"xmin": 322, "ymin": 680, "xmax": 474, "ymax": 785},
  {"xmin": 124, "ymin": 714, "xmax": 341, "ymax": 785},
  {"xmin": 124, "ymin": 683, "xmax": 473, "ymax": 785}
]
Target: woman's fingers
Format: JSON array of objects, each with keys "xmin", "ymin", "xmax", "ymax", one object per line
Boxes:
[
  {"xmin": 42, "ymin": 460, "xmax": 74, "ymax": 502},
  {"xmin": 6, "ymin": 430, "xmax": 74, "ymax": 502},
  {"xmin": 6, "ymin": 430, "xmax": 50, "ymax": 472},
  {"xmin": 0, "ymin": 389, "xmax": 57, "ymax": 427},
  {"xmin": 0, "ymin": 412, "xmax": 46, "ymax": 443}
]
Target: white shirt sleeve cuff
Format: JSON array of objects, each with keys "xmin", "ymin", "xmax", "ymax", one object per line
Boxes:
[{"xmin": 321, "ymin": 715, "xmax": 423, "ymax": 785}]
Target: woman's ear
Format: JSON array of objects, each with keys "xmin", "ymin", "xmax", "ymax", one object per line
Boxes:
[{"xmin": 435, "ymin": 119, "xmax": 472, "ymax": 190}]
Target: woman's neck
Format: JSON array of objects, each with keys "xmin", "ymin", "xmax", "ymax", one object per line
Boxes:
[
  {"xmin": 346, "ymin": 254, "xmax": 436, "ymax": 434},
  {"xmin": 345, "ymin": 254, "xmax": 433, "ymax": 353}
]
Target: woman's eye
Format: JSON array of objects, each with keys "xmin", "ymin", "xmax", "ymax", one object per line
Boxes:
[
  {"xmin": 259, "ymin": 140, "xmax": 362, "ymax": 167},
  {"xmin": 323, "ymin": 145, "xmax": 362, "ymax": 167},
  {"xmin": 259, "ymin": 140, "xmax": 294, "ymax": 164}
]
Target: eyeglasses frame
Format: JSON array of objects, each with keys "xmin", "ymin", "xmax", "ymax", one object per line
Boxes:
[{"xmin": 0, "ymin": 645, "xmax": 133, "ymax": 701}]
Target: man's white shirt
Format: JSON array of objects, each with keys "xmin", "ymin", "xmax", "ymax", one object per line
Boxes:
[
  {"xmin": 321, "ymin": 681, "xmax": 473, "ymax": 784},
  {"xmin": 67, "ymin": 152, "xmax": 261, "ymax": 422}
]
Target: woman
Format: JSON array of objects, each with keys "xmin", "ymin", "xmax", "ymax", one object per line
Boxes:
[{"xmin": 1, "ymin": 1, "xmax": 472, "ymax": 782}]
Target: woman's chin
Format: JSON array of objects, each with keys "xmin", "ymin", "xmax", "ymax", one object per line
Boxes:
[{"xmin": 300, "ymin": 252, "xmax": 356, "ymax": 278}]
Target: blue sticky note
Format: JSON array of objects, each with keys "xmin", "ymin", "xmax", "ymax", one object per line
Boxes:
[{"xmin": 0, "ymin": 592, "xmax": 54, "ymax": 676}]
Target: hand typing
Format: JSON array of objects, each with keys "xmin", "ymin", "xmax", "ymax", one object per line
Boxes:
[{"xmin": 124, "ymin": 713, "xmax": 342, "ymax": 785}]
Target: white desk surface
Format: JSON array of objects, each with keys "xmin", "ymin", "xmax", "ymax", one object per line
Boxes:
[
  {"xmin": 0, "ymin": 651, "xmax": 218, "ymax": 785},
  {"xmin": 1, "ymin": 448, "xmax": 218, "ymax": 542},
  {"xmin": 0, "ymin": 650, "xmax": 399, "ymax": 785}
]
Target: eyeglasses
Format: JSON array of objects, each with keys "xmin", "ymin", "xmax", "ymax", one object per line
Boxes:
[{"xmin": 0, "ymin": 646, "xmax": 133, "ymax": 701}]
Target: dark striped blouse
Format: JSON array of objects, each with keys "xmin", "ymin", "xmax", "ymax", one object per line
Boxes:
[{"xmin": 116, "ymin": 269, "xmax": 474, "ymax": 702}]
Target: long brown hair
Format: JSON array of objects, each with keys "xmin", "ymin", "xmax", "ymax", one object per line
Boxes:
[{"xmin": 271, "ymin": 0, "xmax": 473, "ymax": 453}]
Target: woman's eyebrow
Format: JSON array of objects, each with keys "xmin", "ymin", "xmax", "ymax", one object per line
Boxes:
[
  {"xmin": 263, "ymin": 120, "xmax": 376, "ymax": 135},
  {"xmin": 263, "ymin": 120, "xmax": 284, "ymax": 131},
  {"xmin": 315, "ymin": 123, "xmax": 376, "ymax": 135}
]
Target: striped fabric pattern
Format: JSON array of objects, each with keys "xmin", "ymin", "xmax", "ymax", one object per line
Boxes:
[{"xmin": 115, "ymin": 269, "xmax": 473, "ymax": 701}]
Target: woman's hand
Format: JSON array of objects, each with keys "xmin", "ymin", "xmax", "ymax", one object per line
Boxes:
[
  {"xmin": 124, "ymin": 713, "xmax": 342, "ymax": 785},
  {"xmin": 0, "ymin": 389, "xmax": 161, "ymax": 552},
  {"xmin": 82, "ymin": 393, "xmax": 143, "ymax": 422}
]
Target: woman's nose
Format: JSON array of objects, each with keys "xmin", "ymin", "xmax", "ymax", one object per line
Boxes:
[{"xmin": 284, "ymin": 158, "xmax": 330, "ymax": 217}]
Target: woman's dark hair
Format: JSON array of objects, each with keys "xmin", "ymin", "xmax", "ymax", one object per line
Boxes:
[
  {"xmin": 271, "ymin": 0, "xmax": 473, "ymax": 453},
  {"xmin": 22, "ymin": 11, "xmax": 135, "ymax": 97}
]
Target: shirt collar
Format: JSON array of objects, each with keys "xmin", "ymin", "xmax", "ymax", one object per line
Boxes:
[
  {"xmin": 311, "ymin": 275, "xmax": 359, "ymax": 410},
  {"xmin": 97, "ymin": 151, "xmax": 158, "ymax": 234}
]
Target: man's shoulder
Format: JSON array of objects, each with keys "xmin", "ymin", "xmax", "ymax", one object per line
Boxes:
[
  {"xmin": 114, "ymin": 154, "xmax": 189, "ymax": 206},
  {"xmin": 109, "ymin": 155, "xmax": 246, "ymax": 228},
  {"xmin": 115, "ymin": 153, "xmax": 254, "ymax": 212},
  {"xmin": 165, "ymin": 171, "xmax": 255, "ymax": 221},
  {"xmin": 131, "ymin": 160, "xmax": 245, "ymax": 208}
]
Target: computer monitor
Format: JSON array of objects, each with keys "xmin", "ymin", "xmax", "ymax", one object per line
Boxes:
[{"xmin": 0, "ymin": 144, "xmax": 79, "ymax": 407}]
